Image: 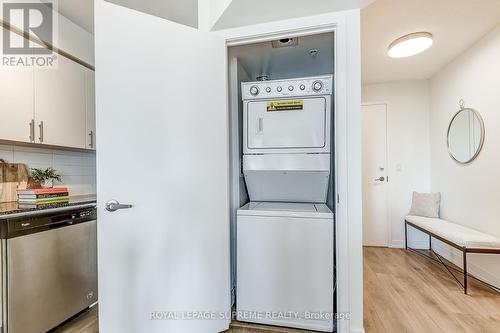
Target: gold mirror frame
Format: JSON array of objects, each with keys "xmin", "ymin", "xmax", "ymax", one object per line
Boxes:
[{"xmin": 446, "ymin": 100, "xmax": 485, "ymax": 164}]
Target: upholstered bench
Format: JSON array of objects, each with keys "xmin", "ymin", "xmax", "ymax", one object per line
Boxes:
[{"xmin": 405, "ymin": 215, "xmax": 500, "ymax": 294}]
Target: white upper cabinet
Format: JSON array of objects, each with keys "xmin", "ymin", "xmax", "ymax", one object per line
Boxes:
[
  {"xmin": 0, "ymin": 27, "xmax": 95, "ymax": 149},
  {"xmin": 34, "ymin": 56, "xmax": 87, "ymax": 148},
  {"xmin": 0, "ymin": 66, "xmax": 35, "ymax": 143},
  {"xmin": 85, "ymin": 69, "xmax": 96, "ymax": 150}
]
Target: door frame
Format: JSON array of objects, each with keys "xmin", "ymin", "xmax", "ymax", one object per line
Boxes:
[
  {"xmin": 215, "ymin": 10, "xmax": 363, "ymax": 333},
  {"xmin": 361, "ymin": 102, "xmax": 391, "ymax": 248}
]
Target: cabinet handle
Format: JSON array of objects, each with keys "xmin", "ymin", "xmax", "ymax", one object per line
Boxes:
[
  {"xmin": 29, "ymin": 119, "xmax": 34, "ymax": 142},
  {"xmin": 89, "ymin": 130, "xmax": 94, "ymax": 148},
  {"xmin": 38, "ymin": 121, "xmax": 44, "ymax": 143}
]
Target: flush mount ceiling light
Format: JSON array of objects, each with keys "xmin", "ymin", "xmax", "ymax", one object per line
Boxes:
[{"xmin": 388, "ymin": 32, "xmax": 433, "ymax": 58}]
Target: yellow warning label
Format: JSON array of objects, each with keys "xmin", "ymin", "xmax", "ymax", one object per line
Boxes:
[{"xmin": 266, "ymin": 99, "xmax": 304, "ymax": 112}]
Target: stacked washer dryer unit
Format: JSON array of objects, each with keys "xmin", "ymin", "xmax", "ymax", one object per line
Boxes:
[{"xmin": 237, "ymin": 75, "xmax": 334, "ymax": 332}]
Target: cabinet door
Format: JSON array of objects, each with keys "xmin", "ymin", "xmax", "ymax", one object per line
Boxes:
[
  {"xmin": 0, "ymin": 66, "xmax": 34, "ymax": 143},
  {"xmin": 34, "ymin": 56, "xmax": 86, "ymax": 148},
  {"xmin": 85, "ymin": 69, "xmax": 96, "ymax": 149}
]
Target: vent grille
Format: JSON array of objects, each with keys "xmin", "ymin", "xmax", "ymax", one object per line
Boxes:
[{"xmin": 271, "ymin": 37, "xmax": 298, "ymax": 48}]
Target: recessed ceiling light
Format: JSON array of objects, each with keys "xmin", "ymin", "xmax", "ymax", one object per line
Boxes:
[{"xmin": 388, "ymin": 32, "xmax": 433, "ymax": 58}]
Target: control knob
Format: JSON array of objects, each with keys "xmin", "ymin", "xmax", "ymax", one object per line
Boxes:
[
  {"xmin": 266, "ymin": 87, "xmax": 271, "ymax": 93},
  {"xmin": 312, "ymin": 80, "xmax": 323, "ymax": 92},
  {"xmin": 288, "ymin": 85, "xmax": 294, "ymax": 91},
  {"xmin": 250, "ymin": 86, "xmax": 259, "ymax": 96},
  {"xmin": 277, "ymin": 86, "xmax": 283, "ymax": 92},
  {"xmin": 300, "ymin": 84, "xmax": 306, "ymax": 90}
]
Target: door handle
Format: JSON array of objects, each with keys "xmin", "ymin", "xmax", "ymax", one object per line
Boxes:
[
  {"xmin": 374, "ymin": 176, "xmax": 385, "ymax": 182},
  {"xmin": 105, "ymin": 200, "xmax": 133, "ymax": 212}
]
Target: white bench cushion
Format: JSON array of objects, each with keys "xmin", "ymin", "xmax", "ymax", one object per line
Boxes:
[{"xmin": 405, "ymin": 215, "xmax": 500, "ymax": 250}]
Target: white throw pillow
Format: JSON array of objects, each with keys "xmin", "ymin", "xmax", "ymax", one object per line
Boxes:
[{"xmin": 409, "ymin": 191, "xmax": 441, "ymax": 218}]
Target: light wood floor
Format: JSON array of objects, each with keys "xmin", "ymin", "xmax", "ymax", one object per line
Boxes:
[
  {"xmin": 53, "ymin": 306, "xmax": 98, "ymax": 333},
  {"xmin": 56, "ymin": 247, "xmax": 500, "ymax": 332},
  {"xmin": 364, "ymin": 246, "xmax": 500, "ymax": 332}
]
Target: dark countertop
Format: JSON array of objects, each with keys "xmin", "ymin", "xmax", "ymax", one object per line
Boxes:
[{"xmin": 0, "ymin": 195, "xmax": 97, "ymax": 219}]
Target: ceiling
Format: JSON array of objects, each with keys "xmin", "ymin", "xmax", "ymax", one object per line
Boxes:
[
  {"xmin": 362, "ymin": 0, "xmax": 500, "ymax": 84},
  {"xmin": 44, "ymin": 0, "xmax": 95, "ymax": 33},
  {"xmin": 54, "ymin": 0, "xmax": 374, "ymax": 34},
  {"xmin": 50, "ymin": 0, "xmax": 500, "ymax": 85},
  {"xmin": 228, "ymin": 33, "xmax": 334, "ymax": 81},
  {"xmin": 47, "ymin": 0, "xmax": 199, "ymax": 34},
  {"xmin": 213, "ymin": 0, "xmax": 374, "ymax": 30},
  {"xmin": 104, "ymin": 0, "xmax": 198, "ymax": 29}
]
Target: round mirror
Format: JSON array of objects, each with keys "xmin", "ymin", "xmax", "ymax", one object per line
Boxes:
[{"xmin": 447, "ymin": 105, "xmax": 485, "ymax": 164}]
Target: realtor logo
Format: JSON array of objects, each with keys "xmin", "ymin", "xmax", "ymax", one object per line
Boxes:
[{"xmin": 1, "ymin": 0, "xmax": 57, "ymax": 67}]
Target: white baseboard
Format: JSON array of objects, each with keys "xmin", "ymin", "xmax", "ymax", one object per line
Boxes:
[
  {"xmin": 390, "ymin": 239, "xmax": 429, "ymax": 249},
  {"xmin": 389, "ymin": 240, "xmax": 404, "ymax": 248},
  {"xmin": 389, "ymin": 239, "xmax": 500, "ymax": 289},
  {"xmin": 431, "ymin": 241, "xmax": 500, "ymax": 289},
  {"xmin": 350, "ymin": 328, "xmax": 365, "ymax": 333},
  {"xmin": 408, "ymin": 240, "xmax": 430, "ymax": 250}
]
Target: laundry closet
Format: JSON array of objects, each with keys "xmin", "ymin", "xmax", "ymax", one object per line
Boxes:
[{"xmin": 227, "ymin": 32, "xmax": 336, "ymax": 332}]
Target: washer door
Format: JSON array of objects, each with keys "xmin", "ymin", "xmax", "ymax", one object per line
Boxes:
[{"xmin": 246, "ymin": 97, "xmax": 327, "ymax": 150}]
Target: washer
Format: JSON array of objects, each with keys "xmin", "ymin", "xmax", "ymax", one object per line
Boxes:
[{"xmin": 236, "ymin": 202, "xmax": 334, "ymax": 332}]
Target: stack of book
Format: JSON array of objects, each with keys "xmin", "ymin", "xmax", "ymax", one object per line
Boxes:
[{"xmin": 17, "ymin": 187, "xmax": 70, "ymax": 208}]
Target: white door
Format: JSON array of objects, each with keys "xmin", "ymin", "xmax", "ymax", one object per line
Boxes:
[
  {"xmin": 96, "ymin": 2, "xmax": 230, "ymax": 333},
  {"xmin": 34, "ymin": 55, "xmax": 87, "ymax": 148},
  {"xmin": 362, "ymin": 104, "xmax": 388, "ymax": 247}
]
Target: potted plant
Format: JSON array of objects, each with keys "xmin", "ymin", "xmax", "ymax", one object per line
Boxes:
[{"xmin": 30, "ymin": 167, "xmax": 62, "ymax": 188}]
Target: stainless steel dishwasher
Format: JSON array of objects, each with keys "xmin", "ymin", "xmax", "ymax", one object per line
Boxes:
[{"xmin": 0, "ymin": 206, "xmax": 97, "ymax": 333}]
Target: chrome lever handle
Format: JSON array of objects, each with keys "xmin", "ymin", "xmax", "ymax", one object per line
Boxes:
[
  {"xmin": 105, "ymin": 200, "xmax": 133, "ymax": 212},
  {"xmin": 374, "ymin": 176, "xmax": 385, "ymax": 182}
]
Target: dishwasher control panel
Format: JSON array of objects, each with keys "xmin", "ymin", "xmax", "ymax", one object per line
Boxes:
[{"xmin": 2, "ymin": 207, "xmax": 97, "ymax": 238}]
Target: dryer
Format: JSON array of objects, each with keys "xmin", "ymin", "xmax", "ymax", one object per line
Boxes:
[{"xmin": 241, "ymin": 75, "xmax": 333, "ymax": 203}]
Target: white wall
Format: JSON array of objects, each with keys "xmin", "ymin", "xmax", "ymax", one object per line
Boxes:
[
  {"xmin": 0, "ymin": 144, "xmax": 96, "ymax": 196},
  {"xmin": 429, "ymin": 24, "xmax": 500, "ymax": 287},
  {"xmin": 56, "ymin": 12, "xmax": 95, "ymax": 65},
  {"xmin": 362, "ymin": 80, "xmax": 431, "ymax": 248}
]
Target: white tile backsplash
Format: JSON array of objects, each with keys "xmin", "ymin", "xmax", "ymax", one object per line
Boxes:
[
  {"xmin": 13, "ymin": 150, "xmax": 53, "ymax": 165},
  {"xmin": 0, "ymin": 149, "xmax": 14, "ymax": 162},
  {"xmin": 1, "ymin": 145, "xmax": 96, "ymax": 196}
]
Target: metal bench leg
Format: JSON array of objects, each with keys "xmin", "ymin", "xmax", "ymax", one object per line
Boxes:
[
  {"xmin": 405, "ymin": 221, "xmax": 408, "ymax": 250},
  {"xmin": 463, "ymin": 249, "xmax": 468, "ymax": 294}
]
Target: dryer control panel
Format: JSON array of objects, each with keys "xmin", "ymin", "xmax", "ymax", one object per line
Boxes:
[{"xmin": 241, "ymin": 75, "xmax": 333, "ymax": 100}]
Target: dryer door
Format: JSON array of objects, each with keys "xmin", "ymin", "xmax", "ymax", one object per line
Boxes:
[{"xmin": 245, "ymin": 97, "xmax": 328, "ymax": 152}]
